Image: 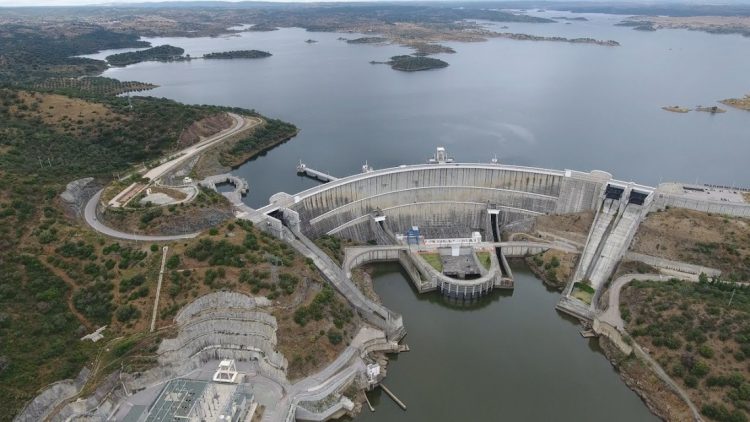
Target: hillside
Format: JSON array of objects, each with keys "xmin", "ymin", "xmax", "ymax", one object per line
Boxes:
[{"xmin": 0, "ymin": 88, "xmax": 297, "ymax": 419}]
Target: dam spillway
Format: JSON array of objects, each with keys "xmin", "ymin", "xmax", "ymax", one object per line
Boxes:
[
  {"xmin": 252, "ymin": 149, "xmax": 659, "ymax": 306},
  {"xmin": 248, "ymin": 148, "xmax": 746, "ymax": 310},
  {"xmin": 260, "ymin": 162, "xmax": 623, "ymax": 243}
]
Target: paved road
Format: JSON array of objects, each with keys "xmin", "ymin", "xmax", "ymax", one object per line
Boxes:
[
  {"xmin": 84, "ymin": 113, "xmax": 260, "ymax": 241},
  {"xmin": 84, "ymin": 189, "xmax": 200, "ymax": 241},
  {"xmin": 595, "ymin": 273, "xmax": 704, "ymax": 422},
  {"xmin": 597, "ymin": 273, "xmax": 674, "ymax": 330},
  {"xmin": 142, "ymin": 113, "xmax": 258, "ymax": 183},
  {"xmin": 109, "ymin": 112, "xmax": 260, "ymax": 207}
]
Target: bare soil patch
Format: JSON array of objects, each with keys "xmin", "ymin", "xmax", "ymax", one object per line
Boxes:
[
  {"xmin": 526, "ymin": 249, "xmax": 578, "ymax": 290},
  {"xmin": 532, "ymin": 210, "xmax": 594, "ymax": 245},
  {"xmin": 632, "ymin": 208, "xmax": 750, "ymax": 282},
  {"xmin": 177, "ymin": 112, "xmax": 234, "ymax": 148}
]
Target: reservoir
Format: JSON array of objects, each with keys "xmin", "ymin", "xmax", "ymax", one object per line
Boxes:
[
  {"xmin": 92, "ymin": 11, "xmax": 750, "ymax": 420},
  {"xmin": 357, "ymin": 263, "xmax": 658, "ymax": 422},
  {"xmin": 97, "ymin": 11, "xmax": 750, "ymax": 208}
]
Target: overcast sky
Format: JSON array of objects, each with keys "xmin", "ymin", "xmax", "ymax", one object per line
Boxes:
[
  {"xmin": 2, "ymin": 0, "xmax": 328, "ymax": 6},
  {"xmin": 3, "ymin": 0, "xmax": 359, "ymax": 6},
  {"xmin": 2, "ymin": 0, "xmax": 749, "ymax": 6}
]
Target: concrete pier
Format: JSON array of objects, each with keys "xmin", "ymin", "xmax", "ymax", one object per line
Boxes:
[
  {"xmin": 380, "ymin": 385, "xmax": 407, "ymax": 410},
  {"xmin": 296, "ymin": 161, "xmax": 338, "ymax": 183}
]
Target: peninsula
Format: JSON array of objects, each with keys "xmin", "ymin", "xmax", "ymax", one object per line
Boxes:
[{"xmin": 106, "ymin": 45, "xmax": 186, "ymax": 67}]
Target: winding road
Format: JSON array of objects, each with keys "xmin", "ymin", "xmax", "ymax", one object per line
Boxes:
[
  {"xmin": 84, "ymin": 189, "xmax": 200, "ymax": 241},
  {"xmin": 595, "ymin": 273, "xmax": 704, "ymax": 422},
  {"xmin": 84, "ymin": 113, "xmax": 260, "ymax": 241}
]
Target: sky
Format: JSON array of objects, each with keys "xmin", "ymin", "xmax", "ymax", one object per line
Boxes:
[
  {"xmin": 3, "ymin": 0, "xmax": 366, "ymax": 5},
  {"xmin": 2, "ymin": 0, "xmax": 749, "ymax": 6},
  {"xmin": 1, "ymin": 0, "xmax": 321, "ymax": 6}
]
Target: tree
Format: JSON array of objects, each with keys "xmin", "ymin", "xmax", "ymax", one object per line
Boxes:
[{"xmin": 699, "ymin": 272, "xmax": 709, "ymax": 284}]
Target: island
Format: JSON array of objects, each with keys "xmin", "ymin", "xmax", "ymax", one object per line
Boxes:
[
  {"xmin": 494, "ymin": 33, "xmax": 620, "ymax": 46},
  {"xmin": 695, "ymin": 105, "xmax": 726, "ymax": 114},
  {"xmin": 552, "ymin": 16, "xmax": 589, "ymax": 21},
  {"xmin": 720, "ymin": 95, "xmax": 750, "ymax": 111},
  {"xmin": 662, "ymin": 105, "xmax": 691, "ymax": 113},
  {"xmin": 372, "ymin": 55, "xmax": 449, "ymax": 72},
  {"xmin": 616, "ymin": 20, "xmax": 657, "ymax": 31},
  {"xmin": 407, "ymin": 42, "xmax": 456, "ymax": 56},
  {"xmin": 345, "ymin": 37, "xmax": 388, "ymax": 44},
  {"xmin": 106, "ymin": 45, "xmax": 186, "ymax": 67},
  {"xmin": 203, "ymin": 50, "xmax": 272, "ymax": 59}
]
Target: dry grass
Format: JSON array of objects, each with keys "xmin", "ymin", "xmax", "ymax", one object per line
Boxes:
[
  {"xmin": 9, "ymin": 91, "xmax": 124, "ymax": 136},
  {"xmin": 639, "ymin": 15, "xmax": 750, "ymax": 35},
  {"xmin": 632, "ymin": 208, "xmax": 750, "ymax": 281},
  {"xmin": 532, "ymin": 210, "xmax": 594, "ymax": 245},
  {"xmin": 156, "ymin": 221, "xmax": 357, "ymax": 380},
  {"xmin": 526, "ymin": 249, "xmax": 578, "ymax": 290}
]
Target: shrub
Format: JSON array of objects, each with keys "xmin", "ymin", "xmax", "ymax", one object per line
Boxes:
[
  {"xmin": 278, "ymin": 273, "xmax": 299, "ymax": 295},
  {"xmin": 684, "ymin": 375, "xmax": 698, "ymax": 388},
  {"xmin": 120, "ymin": 274, "xmax": 146, "ymax": 293},
  {"xmin": 690, "ymin": 360, "xmax": 710, "ymax": 378},
  {"xmin": 115, "ymin": 304, "xmax": 140, "ymax": 322},
  {"xmin": 327, "ymin": 329, "xmax": 343, "ymax": 345},
  {"xmin": 698, "ymin": 344, "xmax": 714, "ymax": 359},
  {"xmin": 165, "ymin": 254, "xmax": 180, "ymax": 270}
]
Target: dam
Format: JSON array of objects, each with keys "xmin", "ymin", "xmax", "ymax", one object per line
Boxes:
[
  {"xmin": 246, "ymin": 147, "xmax": 662, "ymax": 317},
  {"xmin": 67, "ymin": 147, "xmax": 750, "ymax": 422}
]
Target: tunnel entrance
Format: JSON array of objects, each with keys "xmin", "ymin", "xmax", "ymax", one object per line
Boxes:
[
  {"xmin": 628, "ymin": 190, "xmax": 648, "ymax": 205},
  {"xmin": 605, "ymin": 184, "xmax": 625, "ymax": 200}
]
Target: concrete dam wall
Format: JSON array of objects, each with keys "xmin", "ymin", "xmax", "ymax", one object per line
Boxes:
[{"xmin": 269, "ymin": 164, "xmax": 612, "ymax": 242}]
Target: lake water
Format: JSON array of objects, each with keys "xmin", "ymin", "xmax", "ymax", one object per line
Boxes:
[
  {"xmin": 98, "ymin": 10, "xmax": 750, "ymax": 208},
  {"xmin": 354, "ymin": 263, "xmax": 657, "ymax": 422},
  {"xmin": 95, "ymin": 12, "xmax": 749, "ymax": 419}
]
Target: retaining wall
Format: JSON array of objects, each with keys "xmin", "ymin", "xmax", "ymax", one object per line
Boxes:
[{"xmin": 653, "ymin": 193, "xmax": 750, "ymax": 218}]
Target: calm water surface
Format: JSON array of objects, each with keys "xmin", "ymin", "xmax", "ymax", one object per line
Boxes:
[
  {"xmin": 355, "ymin": 263, "xmax": 657, "ymax": 422},
  {"xmin": 93, "ymin": 14, "xmax": 748, "ymax": 419},
  {"xmin": 98, "ymin": 11, "xmax": 750, "ymax": 207}
]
